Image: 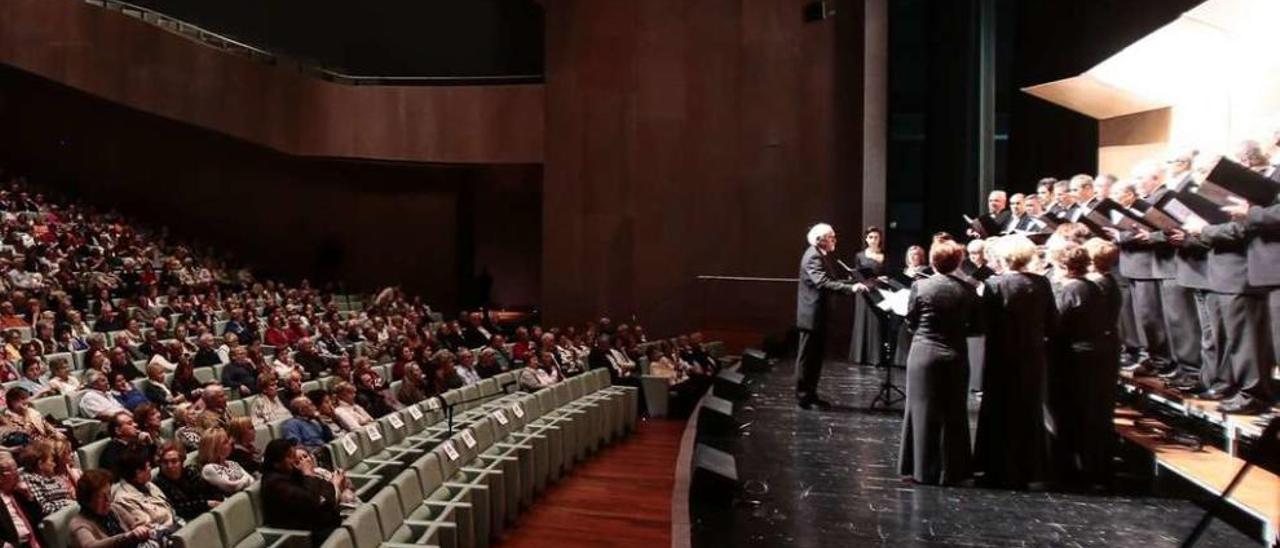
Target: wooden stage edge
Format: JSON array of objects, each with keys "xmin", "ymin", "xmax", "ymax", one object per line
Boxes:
[{"xmin": 1115, "ymin": 374, "xmax": 1279, "ymax": 547}]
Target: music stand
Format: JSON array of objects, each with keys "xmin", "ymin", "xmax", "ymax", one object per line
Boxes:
[{"xmin": 867, "ymin": 302, "xmax": 905, "ymax": 411}]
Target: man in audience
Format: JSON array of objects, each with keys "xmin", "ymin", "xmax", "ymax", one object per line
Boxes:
[
  {"xmin": 0, "ymin": 451, "xmax": 41, "ymax": 548},
  {"xmin": 193, "ymin": 333, "xmax": 220, "ymax": 368},
  {"xmin": 486, "ymin": 334, "xmax": 512, "ymax": 371},
  {"xmin": 98, "ymin": 411, "xmax": 156, "ymax": 478},
  {"xmin": 220, "ymin": 347, "xmax": 259, "ymax": 396},
  {"xmin": 198, "ymin": 384, "xmax": 231, "ymax": 427},
  {"xmin": 261, "ymin": 439, "xmax": 342, "ymax": 545},
  {"xmin": 280, "ymin": 396, "xmax": 334, "ymax": 454},
  {"xmin": 79, "ymin": 369, "xmax": 128, "ymax": 420},
  {"xmin": 294, "ymin": 338, "xmax": 331, "ymax": 380},
  {"xmin": 462, "ymin": 311, "xmax": 493, "ymax": 348}
]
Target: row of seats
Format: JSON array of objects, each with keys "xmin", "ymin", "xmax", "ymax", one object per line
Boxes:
[{"xmin": 39, "ymin": 368, "xmax": 638, "ymax": 548}]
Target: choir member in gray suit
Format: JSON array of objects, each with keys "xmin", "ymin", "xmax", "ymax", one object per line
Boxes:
[
  {"xmin": 1187, "ymin": 216, "xmax": 1274, "ymax": 415},
  {"xmin": 1112, "ymin": 178, "xmax": 1173, "ymax": 373},
  {"xmin": 974, "ymin": 235, "xmax": 1057, "ymax": 489},
  {"xmin": 898, "ymin": 241, "xmax": 980, "ymax": 485},
  {"xmin": 794, "ymin": 223, "xmax": 865, "ymax": 409},
  {"xmin": 1152, "ymin": 153, "xmax": 1204, "ymax": 380}
]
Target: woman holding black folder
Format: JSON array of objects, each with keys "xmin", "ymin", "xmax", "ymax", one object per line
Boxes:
[{"xmin": 848, "ymin": 226, "xmax": 887, "ymax": 365}]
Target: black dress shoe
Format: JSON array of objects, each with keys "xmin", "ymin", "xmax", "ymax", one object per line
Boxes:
[
  {"xmin": 1218, "ymin": 398, "xmax": 1270, "ymax": 415},
  {"xmin": 1157, "ymin": 367, "xmax": 1181, "ymax": 379},
  {"xmin": 811, "ymin": 397, "xmax": 833, "ymax": 410},
  {"xmin": 1173, "ymin": 380, "xmax": 1207, "ymax": 394},
  {"xmin": 1198, "ymin": 389, "xmax": 1234, "ymax": 401},
  {"xmin": 797, "ymin": 399, "xmax": 814, "ymax": 410}
]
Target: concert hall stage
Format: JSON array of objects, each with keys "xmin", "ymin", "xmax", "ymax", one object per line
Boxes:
[{"xmin": 687, "ymin": 360, "xmax": 1256, "ymax": 547}]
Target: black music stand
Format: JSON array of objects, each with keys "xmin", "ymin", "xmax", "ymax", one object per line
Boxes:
[{"xmin": 864, "ymin": 290, "xmax": 906, "ymax": 411}]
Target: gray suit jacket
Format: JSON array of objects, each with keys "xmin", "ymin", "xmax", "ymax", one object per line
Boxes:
[
  {"xmin": 1244, "ymin": 197, "xmax": 1280, "ymax": 288},
  {"xmin": 1117, "ymin": 198, "xmax": 1157, "ymax": 280},
  {"xmin": 1200, "ymin": 221, "xmax": 1261, "ymax": 294},
  {"xmin": 796, "ymin": 246, "xmax": 850, "ymax": 330}
]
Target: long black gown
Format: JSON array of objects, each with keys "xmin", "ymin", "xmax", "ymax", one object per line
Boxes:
[
  {"xmin": 974, "ymin": 271, "xmax": 1058, "ymax": 488},
  {"xmin": 1046, "ymin": 277, "xmax": 1110, "ymax": 487},
  {"xmin": 848, "ymin": 250, "xmax": 886, "ymax": 364},
  {"xmin": 898, "ymin": 273, "xmax": 980, "ymax": 485}
]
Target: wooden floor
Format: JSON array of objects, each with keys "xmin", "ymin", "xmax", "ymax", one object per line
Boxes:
[{"xmin": 497, "ymin": 417, "xmax": 686, "ymax": 548}]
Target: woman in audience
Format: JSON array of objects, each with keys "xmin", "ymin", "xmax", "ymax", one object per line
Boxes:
[
  {"xmin": 141, "ymin": 362, "xmax": 181, "ymax": 410},
  {"xmin": 396, "ymin": 363, "xmax": 429, "ymax": 406},
  {"xmin": 47, "ymin": 358, "xmax": 82, "ymax": 396},
  {"xmin": 70, "ymin": 470, "xmax": 152, "ymax": 548},
  {"xmin": 270, "ymin": 349, "xmax": 304, "ymax": 385},
  {"xmin": 153, "ymin": 442, "xmax": 220, "ymax": 522},
  {"xmin": 132, "ymin": 404, "xmax": 165, "ymax": 444},
  {"xmin": 518, "ymin": 353, "xmax": 555, "ymax": 393},
  {"xmin": 1, "ymin": 387, "xmax": 66, "ymax": 443},
  {"xmin": 260, "ymin": 440, "xmax": 342, "ymax": 546},
  {"xmin": 18, "ymin": 439, "xmax": 75, "ymax": 517},
  {"xmin": 110, "ymin": 451, "xmax": 183, "ymax": 537},
  {"xmin": 170, "ymin": 355, "xmax": 203, "ymax": 402},
  {"xmin": 974, "ymin": 235, "xmax": 1056, "ymax": 489},
  {"xmin": 330, "ymin": 382, "xmax": 374, "ymax": 432},
  {"xmin": 197, "ymin": 427, "xmax": 255, "ymax": 494},
  {"xmin": 293, "ymin": 445, "xmax": 356, "ymax": 507},
  {"xmin": 53, "ymin": 438, "xmax": 82, "ymax": 494},
  {"xmin": 226, "ymin": 417, "xmax": 262, "ymax": 475},
  {"xmin": 897, "ymin": 241, "xmax": 980, "ymax": 486},
  {"xmin": 307, "ymin": 390, "xmax": 343, "ymax": 433},
  {"xmin": 249, "ymin": 374, "xmax": 292, "ymax": 426}
]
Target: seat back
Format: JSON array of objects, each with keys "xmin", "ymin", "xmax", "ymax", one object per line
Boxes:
[
  {"xmin": 76, "ymin": 439, "xmax": 111, "ymax": 470},
  {"xmin": 319, "ymin": 529, "xmax": 354, "ymax": 548},
  {"xmin": 391, "ymin": 469, "xmax": 425, "ymax": 515},
  {"xmin": 38, "ymin": 502, "xmax": 78, "ymax": 548},
  {"xmin": 432, "ymin": 439, "xmax": 463, "ymax": 480},
  {"xmin": 330, "ymin": 432, "xmax": 364, "ymax": 471},
  {"xmin": 194, "ymin": 368, "xmax": 216, "ymax": 384},
  {"xmin": 252, "ymin": 424, "xmax": 272, "ymax": 452},
  {"xmin": 369, "ymin": 487, "xmax": 403, "ymax": 540},
  {"xmin": 342, "ymin": 505, "xmax": 384, "ymax": 548},
  {"xmin": 412, "ymin": 453, "xmax": 447, "ymax": 498},
  {"xmin": 377, "ymin": 415, "xmax": 405, "ymax": 446},
  {"xmin": 357, "ymin": 423, "xmax": 386, "ymax": 455},
  {"xmin": 477, "ymin": 378, "xmax": 500, "ymax": 398},
  {"xmin": 172, "ymin": 513, "xmax": 224, "ymax": 548},
  {"xmin": 568, "ymin": 376, "xmax": 586, "ymax": 399},
  {"xmin": 458, "ymin": 385, "xmax": 480, "ymax": 411},
  {"xmin": 210, "ymin": 492, "xmax": 261, "ymax": 548},
  {"xmin": 33, "ymin": 396, "xmax": 69, "ymax": 420},
  {"xmin": 536, "ymin": 390, "xmax": 556, "ymax": 416},
  {"xmin": 245, "ymin": 482, "xmax": 263, "ymax": 524}
]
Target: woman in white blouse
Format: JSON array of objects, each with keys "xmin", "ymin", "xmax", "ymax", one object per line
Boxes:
[
  {"xmin": 250, "ymin": 374, "xmax": 292, "ymax": 426},
  {"xmin": 197, "ymin": 428, "xmax": 254, "ymax": 494},
  {"xmin": 47, "ymin": 358, "xmax": 82, "ymax": 396},
  {"xmin": 330, "ymin": 382, "xmax": 373, "ymax": 432}
]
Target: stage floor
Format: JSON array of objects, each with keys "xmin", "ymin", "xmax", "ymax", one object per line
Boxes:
[{"xmin": 689, "ymin": 360, "xmax": 1256, "ymax": 547}]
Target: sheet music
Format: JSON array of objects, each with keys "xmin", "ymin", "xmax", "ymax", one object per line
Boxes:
[{"xmin": 876, "ymin": 288, "xmax": 910, "ymax": 317}]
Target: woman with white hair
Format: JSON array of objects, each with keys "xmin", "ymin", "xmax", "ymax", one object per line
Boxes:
[{"xmin": 972, "ymin": 234, "xmax": 1057, "ymax": 489}]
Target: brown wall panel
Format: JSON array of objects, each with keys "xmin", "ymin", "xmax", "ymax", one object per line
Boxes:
[
  {"xmin": 0, "ymin": 0, "xmax": 544, "ymax": 164},
  {"xmin": 541, "ymin": 0, "xmax": 865, "ymax": 339}
]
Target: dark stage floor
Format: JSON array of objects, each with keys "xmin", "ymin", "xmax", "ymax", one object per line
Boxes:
[{"xmin": 689, "ymin": 361, "xmax": 1257, "ymax": 547}]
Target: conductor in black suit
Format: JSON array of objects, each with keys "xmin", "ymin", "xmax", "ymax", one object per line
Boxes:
[{"xmin": 795, "ymin": 223, "xmax": 866, "ymax": 410}]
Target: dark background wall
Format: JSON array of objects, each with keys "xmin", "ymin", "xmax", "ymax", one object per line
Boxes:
[
  {"xmin": 540, "ymin": 0, "xmax": 866, "ymax": 342},
  {"xmin": 0, "ymin": 65, "xmax": 542, "ymax": 311},
  {"xmin": 126, "ymin": 0, "xmax": 545, "ymax": 78}
]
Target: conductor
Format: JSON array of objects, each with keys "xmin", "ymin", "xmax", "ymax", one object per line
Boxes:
[{"xmin": 796, "ymin": 223, "xmax": 867, "ymax": 410}]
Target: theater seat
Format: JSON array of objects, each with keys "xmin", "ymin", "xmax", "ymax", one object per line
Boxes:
[
  {"xmin": 38, "ymin": 502, "xmax": 78, "ymax": 548},
  {"xmin": 173, "ymin": 514, "xmax": 224, "ymax": 548},
  {"xmin": 77, "ymin": 438, "xmax": 110, "ymax": 471}
]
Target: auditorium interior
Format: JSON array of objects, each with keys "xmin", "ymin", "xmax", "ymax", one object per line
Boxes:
[{"xmin": 0, "ymin": 0, "xmax": 1278, "ymax": 547}]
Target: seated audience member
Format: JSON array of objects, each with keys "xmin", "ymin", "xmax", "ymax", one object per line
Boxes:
[
  {"xmin": 219, "ymin": 347, "xmax": 258, "ymax": 397},
  {"xmin": 70, "ymin": 469, "xmax": 152, "ymax": 548},
  {"xmin": 171, "ymin": 406, "xmax": 208, "ymax": 452},
  {"xmin": 109, "ymin": 451, "xmax": 183, "ymax": 537},
  {"xmin": 260, "ymin": 440, "xmax": 342, "ymax": 545},
  {"xmin": 18, "ymin": 439, "xmax": 75, "ymax": 518},
  {"xmin": 281, "ymin": 396, "xmax": 334, "ymax": 455},
  {"xmin": 197, "ymin": 384, "xmax": 231, "ymax": 428},
  {"xmin": 146, "ymin": 342, "xmax": 180, "ymax": 373},
  {"xmin": 192, "ymin": 334, "xmax": 220, "ymax": 368},
  {"xmin": 293, "ymin": 446, "xmax": 355, "ymax": 506},
  {"xmin": 589, "ymin": 334, "xmax": 637, "ymax": 384},
  {"xmin": 107, "ymin": 348, "xmax": 142, "ymax": 381},
  {"xmin": 226, "ymin": 417, "xmax": 262, "ymax": 475},
  {"xmin": 271, "ymin": 351, "xmax": 305, "ymax": 385},
  {"xmin": 112, "ymin": 372, "xmax": 150, "ymax": 412},
  {"xmin": 13, "ymin": 360, "xmax": 52, "ymax": 398},
  {"xmin": 2, "ymin": 387, "xmax": 66, "ymax": 443},
  {"xmin": 215, "ymin": 333, "xmax": 238, "ymax": 365},
  {"xmin": 263, "ymin": 317, "xmax": 289, "ymax": 348},
  {"xmin": 53, "ymin": 439, "xmax": 83, "ymax": 495},
  {"xmin": 170, "ymin": 356, "xmax": 204, "ymax": 402},
  {"xmin": 552, "ymin": 334, "xmax": 584, "ymax": 377},
  {"xmin": 142, "ymin": 362, "xmax": 182, "ymax": 410},
  {"xmin": 47, "ymin": 358, "xmax": 82, "ymax": 396},
  {"xmin": 352, "ymin": 362, "xmax": 396, "ymax": 418},
  {"xmin": 454, "ymin": 349, "xmax": 482, "ymax": 386},
  {"xmin": 152, "ymin": 443, "xmax": 220, "ymax": 522},
  {"xmin": 250, "ymin": 374, "xmax": 292, "ymax": 426},
  {"xmin": 391, "ymin": 345, "xmax": 416, "ymax": 382},
  {"xmin": 80, "ymin": 370, "xmax": 128, "ymax": 420},
  {"xmin": 396, "ymin": 363, "xmax": 430, "ymax": 406},
  {"xmin": 133, "ymin": 404, "xmax": 165, "ymax": 443},
  {"xmin": 518, "ymin": 353, "xmax": 556, "ymax": 393},
  {"xmin": 293, "ymin": 339, "xmax": 331, "ymax": 380},
  {"xmin": 197, "ymin": 428, "xmax": 254, "ymax": 494},
  {"xmin": 99, "ymin": 412, "xmax": 157, "ymax": 479},
  {"xmin": 486, "ymin": 334, "xmax": 513, "ymax": 371},
  {"xmin": 475, "ymin": 348, "xmax": 504, "ymax": 379},
  {"xmin": 330, "ymin": 382, "xmax": 374, "ymax": 432}
]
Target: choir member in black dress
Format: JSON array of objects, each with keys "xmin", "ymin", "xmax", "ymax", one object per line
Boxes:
[
  {"xmin": 898, "ymin": 241, "xmax": 980, "ymax": 485},
  {"xmin": 974, "ymin": 235, "xmax": 1057, "ymax": 488},
  {"xmin": 849, "ymin": 227, "xmax": 887, "ymax": 365},
  {"xmin": 1084, "ymin": 237, "xmax": 1123, "ymax": 487},
  {"xmin": 1045, "ymin": 242, "xmax": 1111, "ymax": 488},
  {"xmin": 893, "ymin": 246, "xmax": 934, "ymax": 365}
]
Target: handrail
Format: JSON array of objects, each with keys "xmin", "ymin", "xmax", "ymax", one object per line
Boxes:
[{"xmin": 83, "ymin": 0, "xmax": 543, "ymax": 86}]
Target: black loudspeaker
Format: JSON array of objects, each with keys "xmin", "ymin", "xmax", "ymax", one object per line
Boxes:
[
  {"xmin": 689, "ymin": 443, "xmax": 739, "ymax": 506},
  {"xmin": 697, "ymin": 394, "xmax": 735, "ymax": 436},
  {"xmin": 713, "ymin": 369, "xmax": 748, "ymax": 401},
  {"xmin": 741, "ymin": 348, "xmax": 769, "ymax": 373}
]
